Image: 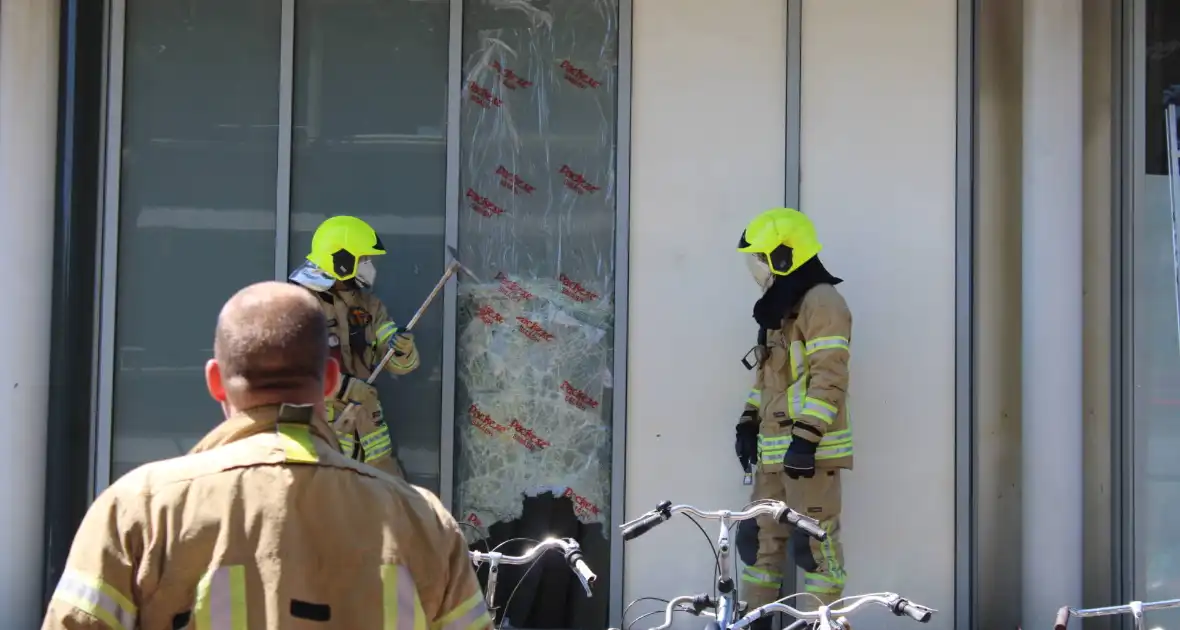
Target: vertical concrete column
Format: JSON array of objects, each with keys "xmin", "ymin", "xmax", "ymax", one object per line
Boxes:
[
  {"xmin": 0, "ymin": 0, "xmax": 60, "ymax": 624},
  {"xmin": 1021, "ymin": 0, "xmax": 1083, "ymax": 628}
]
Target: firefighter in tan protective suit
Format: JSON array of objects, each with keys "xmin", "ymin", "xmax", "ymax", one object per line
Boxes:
[
  {"xmin": 288, "ymin": 215, "xmax": 421, "ymax": 479},
  {"xmin": 42, "ymin": 281, "xmax": 491, "ymax": 629},
  {"xmin": 733, "ymin": 208, "xmax": 853, "ymax": 628}
]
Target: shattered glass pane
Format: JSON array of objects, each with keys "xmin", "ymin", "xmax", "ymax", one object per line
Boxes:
[{"xmin": 453, "ymin": 0, "xmax": 618, "ymax": 626}]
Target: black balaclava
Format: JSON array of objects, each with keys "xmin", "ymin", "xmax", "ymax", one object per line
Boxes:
[{"xmin": 753, "ymin": 255, "xmax": 842, "ymax": 330}]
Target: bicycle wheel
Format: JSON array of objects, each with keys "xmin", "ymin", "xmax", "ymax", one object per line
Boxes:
[{"xmin": 702, "ymin": 622, "xmax": 722, "ymax": 630}]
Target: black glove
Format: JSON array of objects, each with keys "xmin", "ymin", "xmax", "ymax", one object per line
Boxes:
[
  {"xmin": 735, "ymin": 416, "xmax": 759, "ymax": 472},
  {"xmin": 782, "ymin": 435, "xmax": 818, "ymax": 479}
]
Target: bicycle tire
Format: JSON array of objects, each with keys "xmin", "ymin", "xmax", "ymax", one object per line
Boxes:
[{"xmin": 702, "ymin": 621, "xmax": 722, "ymax": 630}]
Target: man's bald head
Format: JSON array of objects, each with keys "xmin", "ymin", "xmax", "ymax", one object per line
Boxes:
[{"xmin": 213, "ymin": 281, "xmax": 329, "ymax": 397}]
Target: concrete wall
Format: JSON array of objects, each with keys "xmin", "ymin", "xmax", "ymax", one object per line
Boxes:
[
  {"xmin": 974, "ymin": 1, "xmax": 1116, "ymax": 625},
  {"xmin": 0, "ymin": 0, "xmax": 60, "ymax": 625},
  {"xmin": 1081, "ymin": 0, "xmax": 1115, "ymax": 619},
  {"xmin": 625, "ymin": 0, "xmax": 959, "ymax": 627},
  {"xmin": 800, "ymin": 0, "xmax": 958, "ymax": 624},
  {"xmin": 975, "ymin": 1, "xmax": 1025, "ymax": 627},
  {"xmin": 625, "ymin": 0, "xmax": 788, "ymax": 625}
]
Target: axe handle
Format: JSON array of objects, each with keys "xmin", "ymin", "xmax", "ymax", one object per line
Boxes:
[
  {"xmin": 336, "ymin": 258, "xmax": 466, "ymax": 431},
  {"xmin": 364, "ymin": 260, "xmax": 460, "ymax": 385}
]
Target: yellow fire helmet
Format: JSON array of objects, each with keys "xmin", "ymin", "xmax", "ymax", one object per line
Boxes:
[
  {"xmin": 736, "ymin": 208, "xmax": 823, "ymax": 276},
  {"xmin": 307, "ymin": 215, "xmax": 386, "ymax": 283}
]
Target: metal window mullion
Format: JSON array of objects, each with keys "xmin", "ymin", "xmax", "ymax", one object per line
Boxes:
[
  {"xmin": 784, "ymin": 0, "xmax": 801, "ymax": 209},
  {"xmin": 1122, "ymin": 0, "xmax": 1146, "ymax": 611},
  {"xmin": 954, "ymin": 0, "xmax": 977, "ymax": 629},
  {"xmin": 609, "ymin": 0, "xmax": 633, "ymax": 626},
  {"xmin": 94, "ymin": 0, "xmax": 128, "ymax": 496},
  {"xmin": 780, "ymin": 0, "xmax": 802, "ymax": 602},
  {"xmin": 439, "ymin": 0, "xmax": 463, "ymax": 511},
  {"xmin": 275, "ymin": 0, "xmax": 295, "ymax": 280}
]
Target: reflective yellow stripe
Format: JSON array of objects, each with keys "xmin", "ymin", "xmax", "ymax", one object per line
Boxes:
[
  {"xmin": 803, "ymin": 572, "xmax": 843, "ymax": 594},
  {"xmin": 195, "ymin": 566, "xmax": 248, "ymax": 630},
  {"xmin": 382, "ymin": 565, "xmax": 428, "ymax": 630},
  {"xmin": 746, "ymin": 388, "xmax": 761, "ymax": 408},
  {"xmin": 817, "ymin": 519, "xmax": 846, "ymax": 589},
  {"xmin": 801, "ymin": 397, "xmax": 837, "ymax": 425},
  {"xmin": 362, "ymin": 425, "xmax": 394, "ymax": 462},
  {"xmin": 787, "ymin": 381, "xmax": 806, "ymax": 416},
  {"xmin": 389, "ymin": 351, "xmax": 420, "ymax": 371},
  {"xmin": 52, "ymin": 570, "xmax": 137, "ymax": 630},
  {"xmin": 788, "ymin": 341, "xmax": 805, "ymax": 380},
  {"xmin": 805, "ymin": 336, "xmax": 850, "ymax": 355},
  {"xmin": 277, "ymin": 424, "xmax": 318, "ymax": 463},
  {"xmin": 360, "ymin": 425, "xmax": 391, "ymax": 449},
  {"xmin": 337, "ymin": 430, "xmax": 357, "ymax": 455},
  {"xmin": 740, "ymin": 566, "xmax": 782, "ymax": 588},
  {"xmin": 376, "ymin": 321, "xmax": 400, "ymax": 345},
  {"xmin": 759, "ymin": 429, "xmax": 854, "ymax": 464},
  {"xmin": 434, "ymin": 591, "xmax": 493, "ymax": 630}
]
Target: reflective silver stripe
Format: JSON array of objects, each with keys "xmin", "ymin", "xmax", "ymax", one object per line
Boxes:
[
  {"xmin": 436, "ymin": 592, "xmax": 492, "ymax": 630},
  {"xmin": 803, "ymin": 571, "xmax": 844, "ymax": 594},
  {"xmin": 802, "ymin": 397, "xmax": 837, "ymax": 424},
  {"xmin": 195, "ymin": 566, "xmax": 248, "ymax": 629},
  {"xmin": 361, "ymin": 425, "xmax": 391, "ymax": 449},
  {"xmin": 759, "ymin": 430, "xmax": 854, "ymax": 463},
  {"xmin": 383, "ymin": 565, "xmax": 428, "ymax": 630},
  {"xmin": 746, "ymin": 388, "xmax": 761, "ymax": 407},
  {"xmin": 804, "ymin": 336, "xmax": 850, "ymax": 355},
  {"xmin": 376, "ymin": 321, "xmax": 399, "ymax": 344},
  {"xmin": 53, "ymin": 570, "xmax": 137, "ymax": 630},
  {"xmin": 362, "ymin": 425, "xmax": 393, "ymax": 462},
  {"xmin": 789, "ymin": 341, "xmax": 805, "ymax": 379},
  {"xmin": 740, "ymin": 566, "xmax": 782, "ymax": 587},
  {"xmin": 338, "ymin": 432, "xmax": 357, "ymax": 454},
  {"xmin": 787, "ymin": 381, "xmax": 806, "ymax": 416}
]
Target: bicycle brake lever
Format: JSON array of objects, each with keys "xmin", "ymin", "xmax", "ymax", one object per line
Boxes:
[{"xmin": 565, "ymin": 550, "xmax": 596, "ymax": 597}]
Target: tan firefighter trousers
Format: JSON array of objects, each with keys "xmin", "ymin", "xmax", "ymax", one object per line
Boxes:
[{"xmin": 741, "ymin": 468, "xmax": 846, "ymax": 609}]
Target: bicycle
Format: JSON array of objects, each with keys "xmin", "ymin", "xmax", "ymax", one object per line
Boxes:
[
  {"xmin": 731, "ymin": 591, "xmax": 935, "ymax": 630},
  {"xmin": 616, "ymin": 499, "xmax": 828, "ymax": 629},
  {"xmin": 468, "ymin": 537, "xmax": 597, "ymax": 616},
  {"xmin": 1054, "ymin": 598, "xmax": 1180, "ymax": 630}
]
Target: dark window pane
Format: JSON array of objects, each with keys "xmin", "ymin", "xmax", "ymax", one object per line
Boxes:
[
  {"xmin": 111, "ymin": 0, "xmax": 281, "ymax": 479},
  {"xmin": 288, "ymin": 0, "xmax": 450, "ymax": 491}
]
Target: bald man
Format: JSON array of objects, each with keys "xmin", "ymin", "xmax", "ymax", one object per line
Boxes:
[{"xmin": 42, "ymin": 282, "xmax": 492, "ymax": 630}]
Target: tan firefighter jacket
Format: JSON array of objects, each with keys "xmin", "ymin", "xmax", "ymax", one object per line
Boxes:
[
  {"xmin": 744, "ymin": 283, "xmax": 854, "ymax": 471},
  {"xmin": 42, "ymin": 403, "xmax": 491, "ymax": 630},
  {"xmin": 313, "ymin": 286, "xmax": 421, "ymax": 478}
]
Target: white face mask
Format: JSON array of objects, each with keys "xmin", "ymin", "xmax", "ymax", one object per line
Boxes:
[
  {"xmin": 745, "ymin": 254, "xmax": 774, "ymax": 292},
  {"xmin": 355, "ymin": 258, "xmax": 378, "ymax": 288}
]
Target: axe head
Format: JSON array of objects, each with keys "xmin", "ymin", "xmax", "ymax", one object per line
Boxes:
[{"xmin": 446, "ymin": 245, "xmax": 483, "ymax": 284}]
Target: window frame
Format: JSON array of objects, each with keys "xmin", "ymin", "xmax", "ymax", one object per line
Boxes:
[{"xmin": 91, "ymin": 0, "xmax": 634, "ymax": 623}]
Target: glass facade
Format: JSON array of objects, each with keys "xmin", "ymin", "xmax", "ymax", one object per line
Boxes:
[
  {"xmin": 287, "ymin": 0, "xmax": 451, "ymax": 490},
  {"xmin": 110, "ymin": 0, "xmax": 281, "ymax": 480},
  {"xmin": 98, "ymin": 0, "xmax": 624, "ymax": 624},
  {"xmin": 452, "ymin": 3, "xmax": 618, "ymax": 628},
  {"xmin": 1136, "ymin": 0, "xmax": 1180, "ymax": 619}
]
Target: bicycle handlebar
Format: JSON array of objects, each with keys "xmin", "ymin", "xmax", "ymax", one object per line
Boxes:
[
  {"xmin": 1054, "ymin": 606, "xmax": 1070, "ymax": 630},
  {"xmin": 730, "ymin": 592, "xmax": 935, "ymax": 629},
  {"xmin": 620, "ymin": 500, "xmax": 826, "ymax": 542},
  {"xmin": 1054, "ymin": 598, "xmax": 1180, "ymax": 630},
  {"xmin": 468, "ymin": 537, "xmax": 596, "ymax": 598}
]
